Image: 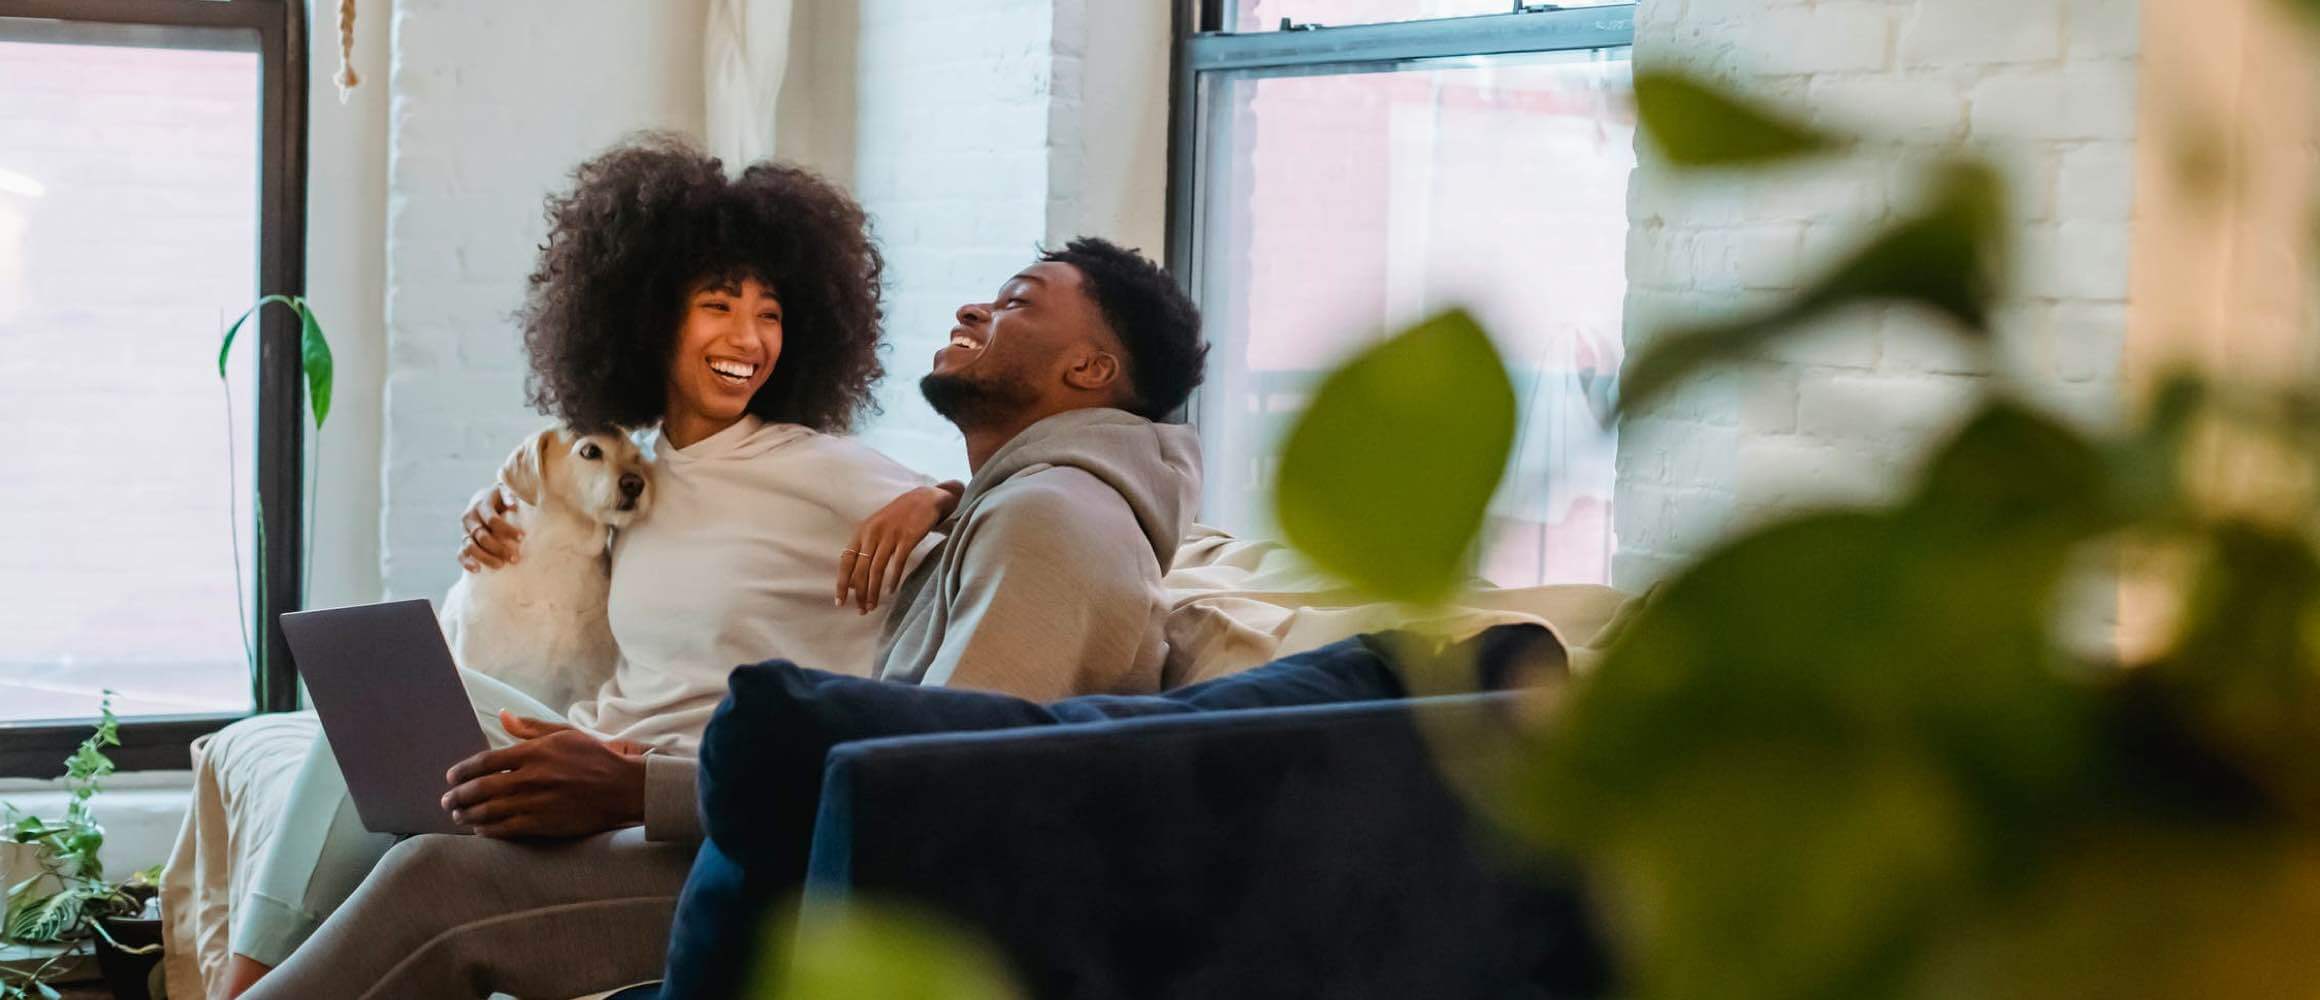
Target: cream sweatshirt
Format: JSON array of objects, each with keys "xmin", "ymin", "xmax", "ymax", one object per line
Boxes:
[{"xmin": 568, "ymin": 416, "xmax": 933, "ymax": 753}]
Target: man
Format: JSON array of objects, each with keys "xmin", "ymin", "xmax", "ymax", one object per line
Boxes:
[{"xmin": 239, "ymin": 238, "xmax": 1212, "ymax": 999}]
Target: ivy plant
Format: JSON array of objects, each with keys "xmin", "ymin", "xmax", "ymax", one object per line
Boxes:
[{"xmin": 2, "ymin": 696, "xmax": 163, "ymax": 999}]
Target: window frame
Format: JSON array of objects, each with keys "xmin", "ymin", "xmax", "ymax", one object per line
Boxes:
[
  {"xmin": 1160, "ymin": 1, "xmax": 1637, "ymax": 579},
  {"xmin": 1164, "ymin": 1, "xmax": 1638, "ymax": 390},
  {"xmin": 0, "ymin": 0, "xmax": 310, "ymax": 777}
]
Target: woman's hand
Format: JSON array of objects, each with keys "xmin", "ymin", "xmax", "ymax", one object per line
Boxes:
[
  {"xmin": 457, "ymin": 484, "xmax": 524, "ymax": 572},
  {"xmin": 837, "ymin": 481, "xmax": 963, "ymax": 615}
]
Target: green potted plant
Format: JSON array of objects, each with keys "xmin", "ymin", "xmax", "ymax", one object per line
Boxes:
[
  {"xmin": 215, "ymin": 293, "xmax": 336, "ymax": 673},
  {"xmin": 1250, "ymin": 51, "xmax": 2320, "ymax": 998},
  {"xmin": 1, "ymin": 696, "xmax": 164, "ymax": 1000}
]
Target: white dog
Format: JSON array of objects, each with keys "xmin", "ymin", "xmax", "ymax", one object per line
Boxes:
[{"xmin": 439, "ymin": 426, "xmax": 652, "ymax": 711}]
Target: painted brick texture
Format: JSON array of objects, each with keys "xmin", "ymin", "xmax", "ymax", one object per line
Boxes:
[
  {"xmin": 380, "ymin": 0, "xmax": 706, "ymax": 600},
  {"xmin": 1614, "ymin": 0, "xmax": 2141, "ymax": 589},
  {"xmin": 847, "ymin": 0, "xmax": 1093, "ymax": 483}
]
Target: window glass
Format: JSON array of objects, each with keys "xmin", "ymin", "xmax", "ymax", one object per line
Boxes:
[
  {"xmin": 1231, "ymin": 0, "xmax": 1632, "ymax": 32},
  {"xmin": 1191, "ymin": 47, "xmax": 1632, "ymax": 586},
  {"xmin": 0, "ymin": 35, "xmax": 260, "ymax": 721}
]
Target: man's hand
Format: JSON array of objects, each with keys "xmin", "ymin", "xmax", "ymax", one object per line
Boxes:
[
  {"xmin": 456, "ymin": 485, "xmax": 524, "ymax": 572},
  {"xmin": 837, "ymin": 481, "xmax": 963, "ymax": 615},
  {"xmin": 440, "ymin": 712, "xmax": 648, "ymax": 839}
]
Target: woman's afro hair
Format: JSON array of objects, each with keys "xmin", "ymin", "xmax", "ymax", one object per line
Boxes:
[{"xmin": 520, "ymin": 133, "xmax": 886, "ymax": 434}]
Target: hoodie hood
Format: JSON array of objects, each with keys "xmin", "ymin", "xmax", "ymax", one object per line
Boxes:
[{"xmin": 957, "ymin": 407, "xmax": 1202, "ymax": 571}]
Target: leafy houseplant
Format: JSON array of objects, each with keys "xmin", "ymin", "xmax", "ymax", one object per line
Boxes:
[
  {"xmin": 215, "ymin": 294, "xmax": 336, "ymax": 685},
  {"xmin": 1262, "ymin": 50, "xmax": 2320, "ymax": 1000},
  {"xmin": 0, "ymin": 299, "xmax": 334, "ymax": 1000},
  {"xmin": 1, "ymin": 697, "xmax": 163, "ymax": 1000}
]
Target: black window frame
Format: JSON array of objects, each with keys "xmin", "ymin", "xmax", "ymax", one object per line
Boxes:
[
  {"xmin": 1163, "ymin": 0, "xmax": 1639, "ymax": 391},
  {"xmin": 0, "ymin": 0, "xmax": 309, "ymax": 777}
]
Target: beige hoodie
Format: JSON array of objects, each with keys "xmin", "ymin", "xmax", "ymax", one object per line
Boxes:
[{"xmin": 876, "ymin": 407, "xmax": 1202, "ymax": 699}]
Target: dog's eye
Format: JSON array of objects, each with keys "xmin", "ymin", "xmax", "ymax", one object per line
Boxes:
[{"xmin": 579, "ymin": 443, "xmax": 603, "ymax": 461}]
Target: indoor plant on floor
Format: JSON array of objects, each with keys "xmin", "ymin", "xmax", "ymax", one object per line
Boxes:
[{"xmin": 1, "ymin": 696, "xmax": 165, "ymax": 1000}]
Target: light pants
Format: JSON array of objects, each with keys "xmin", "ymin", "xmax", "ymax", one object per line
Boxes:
[
  {"xmin": 231, "ymin": 668, "xmax": 563, "ymax": 966},
  {"xmin": 238, "ymin": 827, "xmax": 693, "ymax": 1000}
]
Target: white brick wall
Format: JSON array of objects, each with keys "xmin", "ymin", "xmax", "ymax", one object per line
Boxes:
[
  {"xmin": 844, "ymin": 0, "xmax": 1062, "ymax": 482},
  {"xmin": 372, "ymin": 0, "xmax": 1162, "ymax": 597},
  {"xmin": 1614, "ymin": 0, "xmax": 2142, "ymax": 589},
  {"xmin": 305, "ymin": 0, "xmax": 390, "ymax": 610},
  {"xmin": 842, "ymin": 0, "xmax": 1166, "ymax": 483},
  {"xmin": 380, "ymin": 0, "xmax": 707, "ymax": 600}
]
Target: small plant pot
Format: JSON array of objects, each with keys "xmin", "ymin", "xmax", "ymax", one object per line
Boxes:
[{"xmin": 94, "ymin": 914, "xmax": 165, "ymax": 1000}]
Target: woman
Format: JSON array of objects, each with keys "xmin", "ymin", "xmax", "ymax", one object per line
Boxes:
[{"xmin": 225, "ymin": 135, "xmax": 953, "ymax": 995}]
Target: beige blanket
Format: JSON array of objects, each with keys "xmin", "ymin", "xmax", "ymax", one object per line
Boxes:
[
  {"xmin": 159, "ymin": 711, "xmax": 319, "ymax": 1000},
  {"xmin": 1159, "ymin": 525, "xmax": 1631, "ymax": 687},
  {"xmin": 157, "ymin": 527, "xmax": 1632, "ymax": 999}
]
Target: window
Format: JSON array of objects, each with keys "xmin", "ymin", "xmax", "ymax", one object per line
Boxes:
[
  {"xmin": 1170, "ymin": 1, "xmax": 1636, "ymax": 586},
  {"xmin": 0, "ymin": 0, "xmax": 309, "ymax": 775},
  {"xmin": 1226, "ymin": 0, "xmax": 1633, "ymax": 33}
]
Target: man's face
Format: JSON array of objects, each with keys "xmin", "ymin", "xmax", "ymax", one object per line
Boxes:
[{"xmin": 921, "ymin": 261, "xmax": 1112, "ymax": 427}]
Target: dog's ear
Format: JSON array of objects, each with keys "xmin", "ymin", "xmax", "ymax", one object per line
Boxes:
[{"xmin": 498, "ymin": 428, "xmax": 556, "ymax": 507}]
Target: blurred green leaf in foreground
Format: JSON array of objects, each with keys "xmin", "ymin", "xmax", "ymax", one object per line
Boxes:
[
  {"xmin": 1273, "ymin": 309, "xmax": 1517, "ymax": 606},
  {"xmin": 1618, "ymin": 161, "xmax": 2008, "ymax": 418},
  {"xmin": 1264, "ymin": 65, "xmax": 2320, "ymax": 1000},
  {"xmin": 1632, "ymin": 70, "xmax": 1841, "ymax": 168},
  {"xmin": 752, "ymin": 896, "xmax": 1021, "ymax": 1000}
]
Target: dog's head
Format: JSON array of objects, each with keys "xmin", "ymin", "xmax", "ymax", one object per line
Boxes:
[{"xmin": 499, "ymin": 426, "xmax": 653, "ymax": 528}]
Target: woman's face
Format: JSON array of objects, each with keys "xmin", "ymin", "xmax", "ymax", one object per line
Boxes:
[{"xmin": 667, "ymin": 275, "xmax": 782, "ymax": 427}]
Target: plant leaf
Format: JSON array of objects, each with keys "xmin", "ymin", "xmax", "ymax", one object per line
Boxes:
[
  {"xmin": 1634, "ymin": 70, "xmax": 1842, "ymax": 168},
  {"xmin": 215, "ymin": 294, "xmax": 297, "ymax": 379},
  {"xmin": 2157, "ymin": 521, "xmax": 2320, "ymax": 808},
  {"xmin": 1504, "ymin": 500, "xmax": 2094, "ymax": 999},
  {"xmin": 297, "ymin": 299, "xmax": 334, "ymax": 429},
  {"xmin": 1272, "ymin": 309, "xmax": 1518, "ymax": 605},
  {"xmin": 1619, "ymin": 160, "xmax": 2008, "ymax": 417},
  {"xmin": 2104, "ymin": 370, "xmax": 2208, "ymax": 524},
  {"xmin": 1906, "ymin": 399, "xmax": 2112, "ymax": 541},
  {"xmin": 5, "ymin": 888, "xmax": 87, "ymax": 944},
  {"xmin": 754, "ymin": 897, "xmax": 1021, "ymax": 1000}
]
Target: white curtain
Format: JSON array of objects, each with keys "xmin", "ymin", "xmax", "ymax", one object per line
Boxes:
[{"xmin": 704, "ymin": 0, "xmax": 794, "ymax": 166}]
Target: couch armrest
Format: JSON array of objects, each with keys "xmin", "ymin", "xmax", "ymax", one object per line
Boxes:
[{"xmin": 804, "ymin": 694, "xmax": 1609, "ymax": 1000}]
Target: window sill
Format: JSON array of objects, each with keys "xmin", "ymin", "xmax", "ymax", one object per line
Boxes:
[{"xmin": 0, "ymin": 769, "xmax": 195, "ymax": 876}]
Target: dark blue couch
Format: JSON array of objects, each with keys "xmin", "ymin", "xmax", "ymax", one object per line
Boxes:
[{"xmin": 623, "ymin": 690, "xmax": 1610, "ymax": 999}]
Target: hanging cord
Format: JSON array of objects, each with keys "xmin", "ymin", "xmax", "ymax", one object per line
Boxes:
[{"xmin": 333, "ymin": 0, "xmax": 359, "ymax": 102}]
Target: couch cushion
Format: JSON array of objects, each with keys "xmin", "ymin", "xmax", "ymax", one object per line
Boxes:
[
  {"xmin": 663, "ymin": 628, "xmax": 1598, "ymax": 998},
  {"xmin": 664, "ymin": 634, "xmax": 1412, "ymax": 997}
]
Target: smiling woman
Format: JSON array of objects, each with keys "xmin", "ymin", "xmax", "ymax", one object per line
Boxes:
[
  {"xmin": 223, "ymin": 135, "xmax": 955, "ymax": 992},
  {"xmin": 518, "ymin": 133, "xmax": 887, "ymax": 442},
  {"xmin": 666, "ymin": 276, "xmax": 785, "ymax": 449}
]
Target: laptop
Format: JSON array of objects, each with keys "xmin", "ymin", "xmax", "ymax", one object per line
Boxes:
[{"xmin": 279, "ymin": 599, "xmax": 487, "ymax": 835}]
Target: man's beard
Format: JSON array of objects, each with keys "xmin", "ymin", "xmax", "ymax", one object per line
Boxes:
[{"xmin": 920, "ymin": 371, "xmax": 1036, "ymax": 429}]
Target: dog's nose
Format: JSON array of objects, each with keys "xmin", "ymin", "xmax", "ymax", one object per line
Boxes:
[{"xmin": 619, "ymin": 474, "xmax": 645, "ymax": 499}]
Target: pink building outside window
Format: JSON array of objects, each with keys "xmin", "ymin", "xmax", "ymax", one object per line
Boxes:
[
  {"xmin": 0, "ymin": 36, "xmax": 260, "ymax": 722},
  {"xmin": 1190, "ymin": 1, "xmax": 1634, "ymax": 587}
]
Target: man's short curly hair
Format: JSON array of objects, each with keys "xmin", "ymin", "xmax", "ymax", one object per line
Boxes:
[
  {"xmin": 1039, "ymin": 238, "xmax": 1207, "ymax": 420},
  {"xmin": 520, "ymin": 134, "xmax": 885, "ymax": 434}
]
